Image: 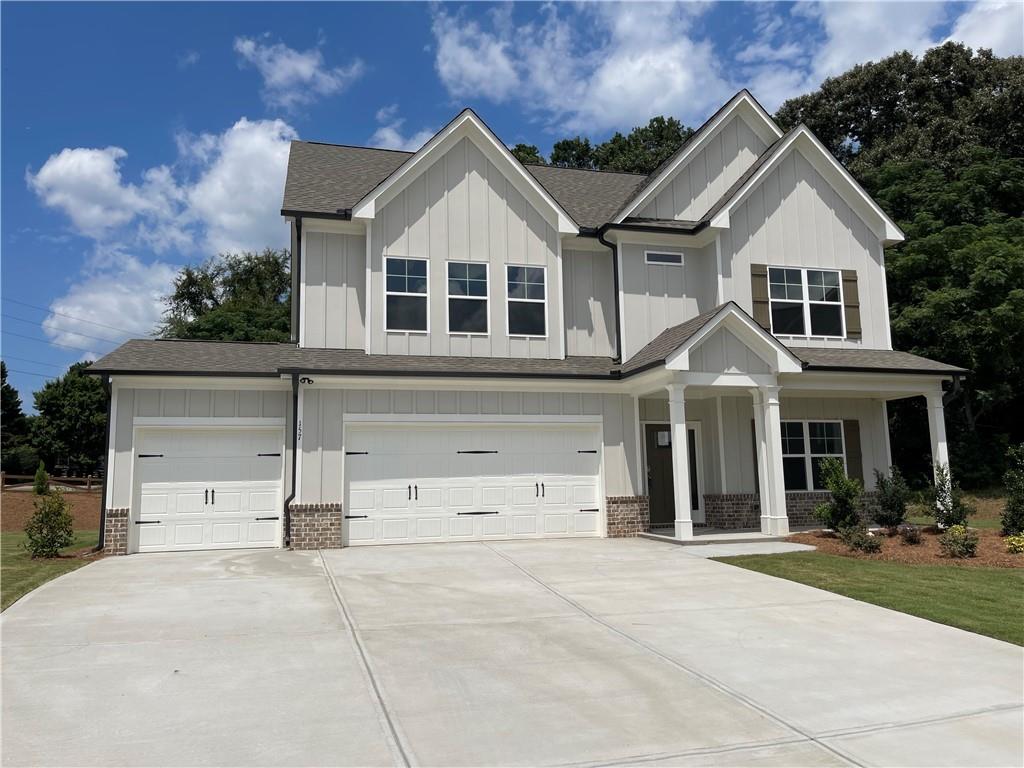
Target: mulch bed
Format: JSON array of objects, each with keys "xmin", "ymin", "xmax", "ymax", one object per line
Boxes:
[
  {"xmin": 1, "ymin": 491, "xmax": 103, "ymax": 532},
  {"xmin": 789, "ymin": 527, "xmax": 1023, "ymax": 568}
]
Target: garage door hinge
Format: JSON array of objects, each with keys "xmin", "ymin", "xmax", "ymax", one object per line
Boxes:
[
  {"xmin": 345, "ymin": 451, "xmax": 369, "ymax": 456},
  {"xmin": 579, "ymin": 508, "xmax": 600, "ymax": 513},
  {"xmin": 577, "ymin": 450, "xmax": 598, "ymax": 454},
  {"xmin": 137, "ymin": 453, "xmax": 164, "ymax": 458},
  {"xmin": 344, "ymin": 514, "xmax": 369, "ymax": 519},
  {"xmin": 257, "ymin": 453, "xmax": 281, "ymax": 457},
  {"xmin": 135, "ymin": 520, "xmax": 161, "ymax": 525},
  {"xmin": 457, "ymin": 450, "xmax": 498, "ymax": 454},
  {"xmin": 255, "ymin": 516, "xmax": 279, "ymax": 521},
  {"xmin": 457, "ymin": 511, "xmax": 500, "ymax": 516}
]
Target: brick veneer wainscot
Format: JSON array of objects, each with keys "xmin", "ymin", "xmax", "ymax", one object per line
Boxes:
[
  {"xmin": 606, "ymin": 496, "xmax": 650, "ymax": 537},
  {"xmin": 703, "ymin": 491, "xmax": 879, "ymax": 529},
  {"xmin": 102, "ymin": 508, "xmax": 129, "ymax": 555},
  {"xmin": 288, "ymin": 503, "xmax": 343, "ymax": 549}
]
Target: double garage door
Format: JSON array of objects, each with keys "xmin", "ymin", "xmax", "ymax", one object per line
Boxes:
[
  {"xmin": 131, "ymin": 428, "xmax": 284, "ymax": 553},
  {"xmin": 343, "ymin": 423, "xmax": 603, "ymax": 545}
]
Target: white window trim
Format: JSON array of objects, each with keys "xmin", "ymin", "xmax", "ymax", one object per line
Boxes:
[
  {"xmin": 768, "ymin": 266, "xmax": 846, "ymax": 341},
  {"xmin": 780, "ymin": 419, "xmax": 847, "ymax": 491},
  {"xmin": 645, "ymin": 249, "xmax": 684, "ymax": 266},
  {"xmin": 445, "ymin": 260, "xmax": 490, "ymax": 337},
  {"xmin": 505, "ymin": 263, "xmax": 548, "ymax": 339},
  {"xmin": 384, "ymin": 256, "xmax": 430, "ymax": 334}
]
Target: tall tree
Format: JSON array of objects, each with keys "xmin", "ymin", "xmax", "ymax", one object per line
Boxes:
[
  {"xmin": 160, "ymin": 249, "xmax": 291, "ymax": 341},
  {"xmin": 594, "ymin": 116, "xmax": 694, "ymax": 175},
  {"xmin": 31, "ymin": 362, "xmax": 107, "ymax": 476},
  {"xmin": 1, "ymin": 361, "xmax": 37, "ymax": 473},
  {"xmin": 550, "ymin": 137, "xmax": 597, "ymax": 169},
  {"xmin": 510, "ymin": 143, "xmax": 545, "ymax": 165}
]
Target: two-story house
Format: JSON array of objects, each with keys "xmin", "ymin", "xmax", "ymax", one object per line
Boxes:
[{"xmin": 89, "ymin": 91, "xmax": 964, "ymax": 555}]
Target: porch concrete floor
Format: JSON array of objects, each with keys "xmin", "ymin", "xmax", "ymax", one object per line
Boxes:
[{"xmin": 2, "ymin": 539, "xmax": 1021, "ymax": 767}]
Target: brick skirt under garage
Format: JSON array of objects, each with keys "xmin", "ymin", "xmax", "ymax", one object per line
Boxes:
[
  {"xmin": 606, "ymin": 496, "xmax": 650, "ymax": 537},
  {"xmin": 288, "ymin": 503, "xmax": 343, "ymax": 549},
  {"xmin": 103, "ymin": 508, "xmax": 129, "ymax": 555}
]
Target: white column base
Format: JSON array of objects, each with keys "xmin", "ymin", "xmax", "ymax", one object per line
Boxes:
[
  {"xmin": 761, "ymin": 514, "xmax": 790, "ymax": 536},
  {"xmin": 675, "ymin": 519, "xmax": 694, "ymax": 539}
]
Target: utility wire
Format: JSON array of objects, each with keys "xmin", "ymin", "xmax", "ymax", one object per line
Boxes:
[
  {"xmin": 1, "ymin": 314, "xmax": 121, "ymax": 345},
  {"xmin": 1, "ymin": 355, "xmax": 64, "ymax": 370},
  {"xmin": 6, "ymin": 368, "xmax": 56, "ymax": 380},
  {"xmin": 2, "ymin": 330, "xmax": 104, "ymax": 355},
  {"xmin": 0, "ymin": 296, "xmax": 141, "ymax": 336}
]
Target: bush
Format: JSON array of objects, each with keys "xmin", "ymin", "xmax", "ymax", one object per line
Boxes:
[
  {"xmin": 931, "ymin": 464, "xmax": 974, "ymax": 528},
  {"xmin": 871, "ymin": 467, "xmax": 910, "ymax": 530},
  {"xmin": 1005, "ymin": 534, "xmax": 1024, "ymax": 555},
  {"xmin": 33, "ymin": 461, "xmax": 49, "ymax": 496},
  {"xmin": 938, "ymin": 524, "xmax": 978, "ymax": 559},
  {"xmin": 837, "ymin": 524, "xmax": 882, "ymax": 553},
  {"xmin": 1001, "ymin": 444, "xmax": 1024, "ymax": 535},
  {"xmin": 898, "ymin": 523, "xmax": 922, "ymax": 545},
  {"xmin": 23, "ymin": 490, "xmax": 74, "ymax": 558},
  {"xmin": 813, "ymin": 457, "xmax": 863, "ymax": 530}
]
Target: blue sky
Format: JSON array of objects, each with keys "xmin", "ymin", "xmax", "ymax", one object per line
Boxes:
[{"xmin": 2, "ymin": 1, "xmax": 1021, "ymax": 408}]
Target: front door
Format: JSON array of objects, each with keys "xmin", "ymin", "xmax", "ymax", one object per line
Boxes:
[{"xmin": 644, "ymin": 423, "xmax": 703, "ymax": 529}]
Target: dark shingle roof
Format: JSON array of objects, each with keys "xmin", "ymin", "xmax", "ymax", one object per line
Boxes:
[
  {"xmin": 795, "ymin": 347, "xmax": 967, "ymax": 374},
  {"xmin": 524, "ymin": 165, "xmax": 645, "ymax": 230},
  {"xmin": 621, "ymin": 304, "xmax": 731, "ymax": 374}
]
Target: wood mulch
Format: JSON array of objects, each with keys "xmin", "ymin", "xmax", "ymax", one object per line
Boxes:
[
  {"xmin": 1, "ymin": 491, "xmax": 103, "ymax": 532},
  {"xmin": 789, "ymin": 527, "xmax": 1024, "ymax": 568}
]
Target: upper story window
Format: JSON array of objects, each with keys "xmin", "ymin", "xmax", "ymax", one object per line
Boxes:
[
  {"xmin": 506, "ymin": 265, "xmax": 546, "ymax": 337},
  {"xmin": 447, "ymin": 261, "xmax": 489, "ymax": 335},
  {"xmin": 781, "ymin": 420, "xmax": 846, "ymax": 491},
  {"xmin": 645, "ymin": 250, "xmax": 683, "ymax": 266},
  {"xmin": 769, "ymin": 267, "xmax": 844, "ymax": 338},
  {"xmin": 385, "ymin": 257, "xmax": 428, "ymax": 332}
]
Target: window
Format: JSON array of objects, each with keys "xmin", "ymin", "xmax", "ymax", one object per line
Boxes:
[
  {"xmin": 780, "ymin": 421, "xmax": 846, "ymax": 491},
  {"xmin": 385, "ymin": 257, "xmax": 428, "ymax": 332},
  {"xmin": 506, "ymin": 265, "xmax": 546, "ymax": 337},
  {"xmin": 645, "ymin": 250, "xmax": 683, "ymax": 266},
  {"xmin": 447, "ymin": 262, "xmax": 488, "ymax": 335},
  {"xmin": 769, "ymin": 267, "xmax": 844, "ymax": 338}
]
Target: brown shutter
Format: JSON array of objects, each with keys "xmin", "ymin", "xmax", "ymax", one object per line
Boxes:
[
  {"xmin": 843, "ymin": 420, "xmax": 864, "ymax": 484},
  {"xmin": 750, "ymin": 264, "xmax": 771, "ymax": 331},
  {"xmin": 841, "ymin": 269, "xmax": 862, "ymax": 339}
]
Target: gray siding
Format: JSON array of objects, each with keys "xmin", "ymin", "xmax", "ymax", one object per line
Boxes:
[
  {"xmin": 107, "ymin": 387, "xmax": 291, "ymax": 509},
  {"xmin": 638, "ymin": 114, "xmax": 767, "ymax": 221},
  {"xmin": 620, "ymin": 241, "xmax": 717, "ymax": 362},
  {"xmin": 298, "ymin": 387, "xmax": 640, "ymax": 504},
  {"xmin": 689, "ymin": 327, "xmax": 771, "ymax": 374},
  {"xmin": 369, "ymin": 136, "xmax": 562, "ymax": 359},
  {"xmin": 563, "ymin": 248, "xmax": 616, "ymax": 358},
  {"xmin": 302, "ymin": 231, "xmax": 365, "ymax": 349},
  {"xmin": 718, "ymin": 147, "xmax": 891, "ymax": 349}
]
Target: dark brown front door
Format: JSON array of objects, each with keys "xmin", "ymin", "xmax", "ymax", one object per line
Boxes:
[{"xmin": 645, "ymin": 423, "xmax": 702, "ymax": 529}]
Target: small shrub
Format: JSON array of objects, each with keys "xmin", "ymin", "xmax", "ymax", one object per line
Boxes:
[
  {"xmin": 897, "ymin": 523, "xmax": 922, "ymax": 545},
  {"xmin": 1005, "ymin": 534, "xmax": 1024, "ymax": 555},
  {"xmin": 1001, "ymin": 444, "xmax": 1024, "ymax": 535},
  {"xmin": 23, "ymin": 490, "xmax": 74, "ymax": 558},
  {"xmin": 33, "ymin": 461, "xmax": 49, "ymax": 495},
  {"xmin": 835, "ymin": 522, "xmax": 881, "ymax": 553},
  {"xmin": 931, "ymin": 464, "xmax": 974, "ymax": 528},
  {"xmin": 871, "ymin": 467, "xmax": 910, "ymax": 530},
  {"xmin": 938, "ymin": 524, "xmax": 978, "ymax": 559},
  {"xmin": 813, "ymin": 457, "xmax": 863, "ymax": 530}
]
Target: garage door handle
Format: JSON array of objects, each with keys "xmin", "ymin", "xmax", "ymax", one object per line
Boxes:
[
  {"xmin": 205, "ymin": 489, "xmax": 208, "ymax": 504},
  {"xmin": 345, "ymin": 515, "xmax": 368, "ymax": 519},
  {"xmin": 135, "ymin": 520, "xmax": 161, "ymax": 525},
  {"xmin": 414, "ymin": 484, "xmax": 418, "ymax": 500},
  {"xmin": 211, "ymin": 489, "xmax": 215, "ymax": 505},
  {"xmin": 541, "ymin": 483, "xmax": 545, "ymax": 497},
  {"xmin": 457, "ymin": 511, "xmax": 499, "ymax": 516},
  {"xmin": 408, "ymin": 484, "xmax": 412, "ymax": 500},
  {"xmin": 255, "ymin": 516, "xmax": 279, "ymax": 521}
]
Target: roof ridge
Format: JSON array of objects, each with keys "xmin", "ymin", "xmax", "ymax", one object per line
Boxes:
[
  {"xmin": 296, "ymin": 139, "xmax": 414, "ymax": 154},
  {"xmin": 526, "ymin": 163, "xmax": 648, "ymax": 178},
  {"xmin": 150, "ymin": 337, "xmax": 293, "ymax": 346}
]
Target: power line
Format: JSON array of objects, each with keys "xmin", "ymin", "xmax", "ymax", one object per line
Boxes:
[
  {"xmin": 6, "ymin": 368, "xmax": 56, "ymax": 380},
  {"xmin": 1, "ymin": 355, "xmax": 64, "ymax": 370},
  {"xmin": 1, "ymin": 314, "xmax": 121, "ymax": 345},
  {"xmin": 2, "ymin": 330, "xmax": 104, "ymax": 355},
  {"xmin": 0, "ymin": 296, "xmax": 142, "ymax": 336}
]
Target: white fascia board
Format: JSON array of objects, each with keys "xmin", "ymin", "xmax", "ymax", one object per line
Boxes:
[
  {"xmin": 664, "ymin": 305, "xmax": 803, "ymax": 374},
  {"xmin": 708, "ymin": 127, "xmax": 905, "ymax": 245},
  {"xmin": 295, "ymin": 374, "xmax": 623, "ymax": 394},
  {"xmin": 613, "ymin": 92, "xmax": 783, "ymax": 223},
  {"xmin": 778, "ymin": 370, "xmax": 950, "ymax": 397},
  {"xmin": 351, "ymin": 110, "xmax": 579, "ymax": 235},
  {"xmin": 111, "ymin": 375, "xmax": 291, "ymax": 391}
]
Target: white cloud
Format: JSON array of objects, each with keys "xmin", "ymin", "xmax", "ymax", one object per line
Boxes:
[
  {"xmin": 369, "ymin": 106, "xmax": 435, "ymax": 152},
  {"xmin": 234, "ymin": 35, "xmax": 364, "ymax": 111},
  {"xmin": 432, "ymin": 9, "xmax": 520, "ymax": 103},
  {"xmin": 177, "ymin": 50, "xmax": 200, "ymax": 69},
  {"xmin": 946, "ymin": 0, "xmax": 1024, "ymax": 56}
]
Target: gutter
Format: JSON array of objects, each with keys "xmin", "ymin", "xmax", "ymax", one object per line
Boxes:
[
  {"xmin": 596, "ymin": 228, "xmax": 623, "ymax": 364},
  {"xmin": 97, "ymin": 375, "xmax": 112, "ymax": 552},
  {"xmin": 282, "ymin": 373, "xmax": 299, "ymax": 547}
]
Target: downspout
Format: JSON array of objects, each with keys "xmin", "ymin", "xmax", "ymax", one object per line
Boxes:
[
  {"xmin": 290, "ymin": 216, "xmax": 303, "ymax": 343},
  {"xmin": 282, "ymin": 373, "xmax": 299, "ymax": 547},
  {"xmin": 97, "ymin": 375, "xmax": 112, "ymax": 551},
  {"xmin": 597, "ymin": 227, "xmax": 623, "ymax": 363}
]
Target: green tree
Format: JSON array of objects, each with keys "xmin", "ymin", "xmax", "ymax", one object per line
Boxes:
[
  {"xmin": 160, "ymin": 249, "xmax": 291, "ymax": 342},
  {"xmin": 550, "ymin": 137, "xmax": 597, "ymax": 169},
  {"xmin": 510, "ymin": 143, "xmax": 545, "ymax": 165},
  {"xmin": 24, "ymin": 489, "xmax": 74, "ymax": 559},
  {"xmin": 33, "ymin": 461, "xmax": 49, "ymax": 495},
  {"xmin": 1, "ymin": 361, "xmax": 37, "ymax": 473},
  {"xmin": 594, "ymin": 116, "xmax": 694, "ymax": 175},
  {"xmin": 31, "ymin": 362, "xmax": 107, "ymax": 476}
]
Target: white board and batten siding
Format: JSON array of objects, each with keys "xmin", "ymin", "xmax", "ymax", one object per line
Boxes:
[
  {"xmin": 719, "ymin": 148, "xmax": 891, "ymax": 349},
  {"xmin": 562, "ymin": 248, "xmax": 617, "ymax": 358},
  {"xmin": 368, "ymin": 136, "xmax": 563, "ymax": 359},
  {"xmin": 302, "ymin": 230, "xmax": 366, "ymax": 349}
]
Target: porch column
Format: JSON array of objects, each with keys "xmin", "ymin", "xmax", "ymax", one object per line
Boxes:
[
  {"xmin": 925, "ymin": 389, "xmax": 950, "ymax": 477},
  {"xmin": 667, "ymin": 382, "xmax": 693, "ymax": 540},
  {"xmin": 752, "ymin": 386, "xmax": 789, "ymax": 536}
]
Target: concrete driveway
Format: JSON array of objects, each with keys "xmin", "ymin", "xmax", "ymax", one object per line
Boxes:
[{"xmin": 2, "ymin": 539, "xmax": 1021, "ymax": 767}]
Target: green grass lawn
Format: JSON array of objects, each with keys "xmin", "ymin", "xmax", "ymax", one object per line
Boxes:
[
  {"xmin": 1, "ymin": 530, "xmax": 98, "ymax": 612},
  {"xmin": 906, "ymin": 490, "xmax": 1005, "ymax": 530},
  {"xmin": 716, "ymin": 551, "xmax": 1024, "ymax": 646}
]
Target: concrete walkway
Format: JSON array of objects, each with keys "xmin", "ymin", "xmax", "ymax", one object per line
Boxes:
[{"xmin": 2, "ymin": 539, "xmax": 1021, "ymax": 767}]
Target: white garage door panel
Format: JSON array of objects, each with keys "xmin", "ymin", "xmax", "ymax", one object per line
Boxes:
[
  {"xmin": 344, "ymin": 423, "xmax": 602, "ymax": 546},
  {"xmin": 133, "ymin": 428, "xmax": 284, "ymax": 553}
]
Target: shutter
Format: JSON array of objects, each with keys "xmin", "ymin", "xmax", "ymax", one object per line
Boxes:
[
  {"xmin": 750, "ymin": 264, "xmax": 771, "ymax": 331},
  {"xmin": 841, "ymin": 269, "xmax": 862, "ymax": 339},
  {"xmin": 843, "ymin": 420, "xmax": 864, "ymax": 484}
]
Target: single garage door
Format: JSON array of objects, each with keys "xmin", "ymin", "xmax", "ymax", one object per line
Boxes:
[
  {"xmin": 132, "ymin": 428, "xmax": 285, "ymax": 553},
  {"xmin": 343, "ymin": 423, "xmax": 602, "ymax": 545}
]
